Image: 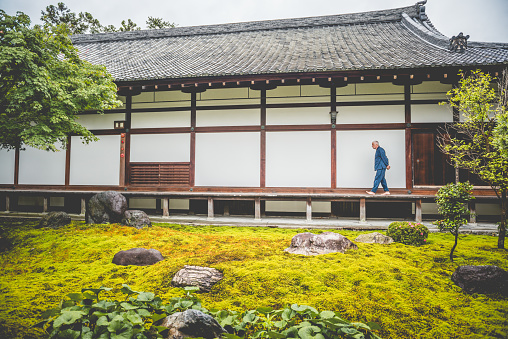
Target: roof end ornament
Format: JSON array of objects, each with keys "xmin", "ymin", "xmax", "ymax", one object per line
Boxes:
[
  {"xmin": 449, "ymin": 32, "xmax": 470, "ymax": 53},
  {"xmin": 416, "ymin": 0, "xmax": 428, "ymax": 21}
]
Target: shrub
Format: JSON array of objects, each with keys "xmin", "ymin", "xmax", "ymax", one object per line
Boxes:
[
  {"xmin": 387, "ymin": 221, "xmax": 429, "ymax": 246},
  {"xmin": 35, "ymin": 284, "xmax": 383, "ymax": 339}
]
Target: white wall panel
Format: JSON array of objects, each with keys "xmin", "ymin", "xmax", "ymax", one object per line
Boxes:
[
  {"xmin": 196, "ymin": 109, "xmax": 260, "ymax": 127},
  {"xmin": 70, "ymin": 135, "xmax": 120, "ymax": 185},
  {"xmin": 76, "ymin": 113, "xmax": 125, "ymax": 130},
  {"xmin": 195, "ymin": 132, "xmax": 260, "ymax": 187},
  {"xmin": 266, "ymin": 131, "xmax": 331, "ymax": 187},
  {"xmin": 336, "ymin": 105, "xmax": 404, "ymax": 124},
  {"xmin": 267, "ymin": 107, "xmax": 330, "ymax": 125},
  {"xmin": 266, "ymin": 201, "xmax": 331, "ymax": 213},
  {"xmin": 129, "ymin": 198, "xmax": 157, "ymax": 209},
  {"xmin": 337, "ymin": 130, "xmax": 405, "ymax": 188},
  {"xmin": 411, "ymin": 104, "xmax": 453, "ymax": 123},
  {"xmin": 0, "ymin": 149, "xmax": 15, "ymax": 184},
  {"xmin": 131, "ymin": 111, "xmax": 190, "ymax": 128},
  {"xmin": 130, "ymin": 134, "xmax": 190, "ymax": 162},
  {"xmin": 19, "ymin": 145, "xmax": 66, "ymax": 185}
]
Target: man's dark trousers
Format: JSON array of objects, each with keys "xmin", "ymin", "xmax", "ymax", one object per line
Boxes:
[{"xmin": 372, "ymin": 168, "xmax": 388, "ymax": 193}]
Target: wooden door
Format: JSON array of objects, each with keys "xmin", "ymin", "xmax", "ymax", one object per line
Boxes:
[{"xmin": 413, "ymin": 133, "xmax": 435, "ymax": 185}]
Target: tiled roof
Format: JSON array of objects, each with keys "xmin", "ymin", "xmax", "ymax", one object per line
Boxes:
[{"xmin": 71, "ymin": 4, "xmax": 508, "ymax": 82}]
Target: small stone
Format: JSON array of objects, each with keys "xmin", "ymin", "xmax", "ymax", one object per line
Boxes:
[
  {"xmin": 161, "ymin": 309, "xmax": 227, "ymax": 339},
  {"xmin": 354, "ymin": 232, "xmax": 394, "ymax": 244},
  {"xmin": 451, "ymin": 265, "xmax": 508, "ymax": 296},
  {"xmin": 284, "ymin": 232, "xmax": 358, "ymax": 256},
  {"xmin": 87, "ymin": 191, "xmax": 127, "ymax": 224},
  {"xmin": 112, "ymin": 248, "xmax": 164, "ymax": 266},
  {"xmin": 172, "ymin": 265, "xmax": 223, "ymax": 292},
  {"xmin": 38, "ymin": 211, "xmax": 71, "ymax": 229},
  {"xmin": 122, "ymin": 210, "xmax": 151, "ymax": 229}
]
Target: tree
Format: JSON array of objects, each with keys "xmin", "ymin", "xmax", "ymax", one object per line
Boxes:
[
  {"xmin": 0, "ymin": 10, "xmax": 122, "ymax": 151},
  {"xmin": 434, "ymin": 182, "xmax": 474, "ymax": 262},
  {"xmin": 493, "ymin": 70, "xmax": 508, "ymax": 157},
  {"xmin": 146, "ymin": 16, "xmax": 175, "ymax": 29},
  {"xmin": 41, "ymin": 2, "xmax": 175, "ymax": 34},
  {"xmin": 437, "ymin": 69, "xmax": 508, "ymax": 249}
]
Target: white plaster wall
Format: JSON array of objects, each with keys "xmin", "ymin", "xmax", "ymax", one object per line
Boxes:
[
  {"xmin": 196, "ymin": 109, "xmax": 260, "ymax": 127},
  {"xmin": 266, "ymin": 131, "xmax": 331, "ymax": 187},
  {"xmin": 195, "ymin": 132, "xmax": 260, "ymax": 187},
  {"xmin": 69, "ymin": 135, "xmax": 120, "ymax": 185},
  {"xmin": 411, "ymin": 81, "xmax": 451, "ymax": 100},
  {"xmin": 130, "ymin": 134, "xmax": 190, "ymax": 162},
  {"xmin": 336, "ymin": 130, "xmax": 406, "ymax": 188},
  {"xmin": 19, "ymin": 145, "xmax": 66, "ymax": 185},
  {"xmin": 76, "ymin": 113, "xmax": 125, "ymax": 130},
  {"xmin": 267, "ymin": 107, "xmax": 330, "ymax": 125},
  {"xmin": 131, "ymin": 111, "xmax": 191, "ymax": 128},
  {"xmin": 411, "ymin": 104, "xmax": 453, "ymax": 123},
  {"xmin": 336, "ymin": 105, "xmax": 404, "ymax": 124},
  {"xmin": 266, "ymin": 201, "xmax": 331, "ymax": 213},
  {"xmin": 0, "ymin": 149, "xmax": 15, "ymax": 184}
]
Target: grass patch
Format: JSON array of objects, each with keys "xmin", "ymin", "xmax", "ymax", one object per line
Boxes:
[{"xmin": 0, "ymin": 218, "xmax": 507, "ymax": 338}]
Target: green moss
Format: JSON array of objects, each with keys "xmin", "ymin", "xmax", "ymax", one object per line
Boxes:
[{"xmin": 0, "ymin": 219, "xmax": 507, "ymax": 338}]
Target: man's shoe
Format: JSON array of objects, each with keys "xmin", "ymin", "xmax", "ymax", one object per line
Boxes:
[
  {"xmin": 382, "ymin": 191, "xmax": 391, "ymax": 195},
  {"xmin": 366, "ymin": 191, "xmax": 375, "ymax": 195}
]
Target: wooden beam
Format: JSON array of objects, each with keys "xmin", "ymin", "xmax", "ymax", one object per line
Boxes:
[
  {"xmin": 207, "ymin": 197, "xmax": 214, "ymax": 219},
  {"xmin": 5, "ymin": 195, "xmax": 10, "ymax": 212},
  {"xmin": 162, "ymin": 198, "xmax": 169, "ymax": 217},
  {"xmin": 43, "ymin": 196, "xmax": 48, "ymax": 213},
  {"xmin": 359, "ymin": 198, "xmax": 366, "ymax": 223},
  {"xmin": 306, "ymin": 197, "xmax": 312, "ymax": 221},
  {"xmin": 255, "ymin": 197, "xmax": 261, "ymax": 219},
  {"xmin": 415, "ymin": 199, "xmax": 422, "ymax": 223}
]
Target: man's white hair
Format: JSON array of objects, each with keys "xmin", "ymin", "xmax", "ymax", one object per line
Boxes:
[{"xmin": 372, "ymin": 140, "xmax": 379, "ymax": 145}]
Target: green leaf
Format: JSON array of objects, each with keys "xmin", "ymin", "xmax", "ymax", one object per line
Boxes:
[
  {"xmin": 151, "ymin": 313, "xmax": 167, "ymax": 322},
  {"xmin": 137, "ymin": 309, "xmax": 152, "ymax": 317},
  {"xmin": 298, "ymin": 326, "xmax": 324, "ymax": 339},
  {"xmin": 120, "ymin": 302, "xmax": 138, "ymax": 310},
  {"xmin": 126, "ymin": 312, "xmax": 143, "ymax": 325},
  {"xmin": 243, "ymin": 312, "xmax": 259, "ymax": 323},
  {"xmin": 266, "ymin": 330, "xmax": 286, "ymax": 338},
  {"xmin": 66, "ymin": 293, "xmax": 83, "ymax": 302},
  {"xmin": 319, "ymin": 310, "xmax": 335, "ymax": 319},
  {"xmin": 256, "ymin": 307, "xmax": 273, "ymax": 314},
  {"xmin": 136, "ymin": 292, "xmax": 155, "ymax": 302},
  {"xmin": 120, "ymin": 284, "xmax": 139, "ymax": 296},
  {"xmin": 366, "ymin": 321, "xmax": 382, "ymax": 331},
  {"xmin": 53, "ymin": 311, "xmax": 84, "ymax": 328},
  {"xmin": 56, "ymin": 329, "xmax": 81, "ymax": 339}
]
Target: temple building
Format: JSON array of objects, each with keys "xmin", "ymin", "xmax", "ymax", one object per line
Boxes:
[{"xmin": 1, "ymin": 2, "xmax": 507, "ymax": 222}]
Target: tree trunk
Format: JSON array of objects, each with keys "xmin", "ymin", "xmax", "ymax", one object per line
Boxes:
[
  {"xmin": 450, "ymin": 230, "xmax": 459, "ymax": 262},
  {"xmin": 499, "ymin": 190, "xmax": 507, "ymax": 249}
]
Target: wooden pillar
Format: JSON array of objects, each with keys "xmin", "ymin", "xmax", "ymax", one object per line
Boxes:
[
  {"xmin": 469, "ymin": 201, "xmax": 476, "ymax": 224},
  {"xmin": 306, "ymin": 197, "xmax": 312, "ymax": 221},
  {"xmin": 260, "ymin": 89, "xmax": 266, "ymax": 188},
  {"xmin": 14, "ymin": 147, "xmax": 19, "ymax": 186},
  {"xmin": 207, "ymin": 197, "xmax": 214, "ymax": 219},
  {"xmin": 415, "ymin": 199, "xmax": 422, "ymax": 223},
  {"xmin": 5, "ymin": 195, "xmax": 10, "ymax": 212},
  {"xmin": 255, "ymin": 198, "xmax": 261, "ymax": 220},
  {"xmin": 65, "ymin": 136, "xmax": 71, "ymax": 186},
  {"xmin": 359, "ymin": 198, "xmax": 366, "ymax": 223},
  {"xmin": 121, "ymin": 95, "xmax": 132, "ymax": 186},
  {"xmin": 190, "ymin": 92, "xmax": 197, "ymax": 187},
  {"xmin": 331, "ymin": 85, "xmax": 337, "ymax": 189},
  {"xmin": 162, "ymin": 198, "xmax": 169, "ymax": 217},
  {"xmin": 43, "ymin": 196, "xmax": 48, "ymax": 213},
  {"xmin": 404, "ymin": 83, "xmax": 413, "ymax": 190},
  {"xmin": 80, "ymin": 198, "xmax": 86, "ymax": 216}
]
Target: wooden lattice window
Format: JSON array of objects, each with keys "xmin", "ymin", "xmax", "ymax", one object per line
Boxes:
[{"xmin": 129, "ymin": 163, "xmax": 190, "ymax": 186}]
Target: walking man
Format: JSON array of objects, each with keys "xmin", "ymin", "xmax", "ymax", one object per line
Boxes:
[{"xmin": 366, "ymin": 141, "xmax": 390, "ymax": 195}]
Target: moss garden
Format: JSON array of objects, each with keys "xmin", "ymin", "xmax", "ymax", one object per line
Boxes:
[{"xmin": 0, "ymin": 218, "xmax": 507, "ymax": 339}]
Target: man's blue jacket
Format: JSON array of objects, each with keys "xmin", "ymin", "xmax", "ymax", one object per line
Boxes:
[{"xmin": 374, "ymin": 147, "xmax": 389, "ymax": 170}]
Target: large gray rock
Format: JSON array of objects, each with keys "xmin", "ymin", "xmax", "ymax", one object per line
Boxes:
[
  {"xmin": 87, "ymin": 191, "xmax": 127, "ymax": 224},
  {"xmin": 172, "ymin": 265, "xmax": 223, "ymax": 292},
  {"xmin": 161, "ymin": 309, "xmax": 227, "ymax": 339},
  {"xmin": 284, "ymin": 232, "xmax": 358, "ymax": 256},
  {"xmin": 38, "ymin": 211, "xmax": 71, "ymax": 229},
  {"xmin": 354, "ymin": 232, "xmax": 394, "ymax": 244},
  {"xmin": 112, "ymin": 248, "xmax": 164, "ymax": 266},
  {"xmin": 121, "ymin": 210, "xmax": 151, "ymax": 229},
  {"xmin": 451, "ymin": 265, "xmax": 508, "ymax": 296}
]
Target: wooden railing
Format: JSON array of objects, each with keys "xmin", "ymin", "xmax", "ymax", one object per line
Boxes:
[{"xmin": 129, "ymin": 162, "xmax": 190, "ymax": 186}]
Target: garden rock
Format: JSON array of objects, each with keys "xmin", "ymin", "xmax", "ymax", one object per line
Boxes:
[
  {"xmin": 162, "ymin": 309, "xmax": 227, "ymax": 339},
  {"xmin": 121, "ymin": 210, "xmax": 151, "ymax": 229},
  {"xmin": 87, "ymin": 191, "xmax": 127, "ymax": 224},
  {"xmin": 112, "ymin": 248, "xmax": 164, "ymax": 266},
  {"xmin": 171, "ymin": 265, "xmax": 223, "ymax": 292},
  {"xmin": 354, "ymin": 232, "xmax": 394, "ymax": 244},
  {"xmin": 38, "ymin": 211, "xmax": 71, "ymax": 228},
  {"xmin": 451, "ymin": 265, "xmax": 508, "ymax": 296},
  {"xmin": 284, "ymin": 232, "xmax": 358, "ymax": 256}
]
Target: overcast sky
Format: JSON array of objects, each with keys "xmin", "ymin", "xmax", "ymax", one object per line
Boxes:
[{"xmin": 2, "ymin": 0, "xmax": 507, "ymax": 43}]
